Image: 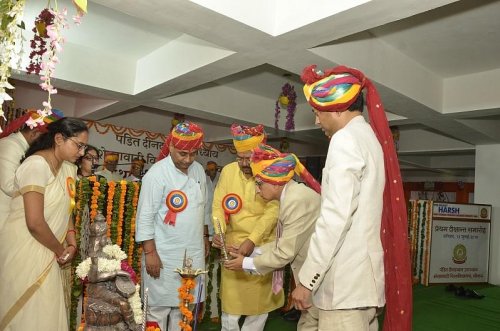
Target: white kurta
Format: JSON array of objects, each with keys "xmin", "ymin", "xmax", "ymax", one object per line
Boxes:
[
  {"xmin": 135, "ymin": 155, "xmax": 209, "ymax": 306},
  {"xmin": 0, "ymin": 132, "xmax": 29, "ymax": 232}
]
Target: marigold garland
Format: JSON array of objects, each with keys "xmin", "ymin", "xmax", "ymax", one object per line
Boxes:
[
  {"xmin": 116, "ymin": 180, "xmax": 127, "ymax": 246},
  {"xmin": 88, "ymin": 176, "xmax": 100, "ymax": 221},
  {"xmin": 178, "ymin": 277, "xmax": 196, "ymax": 331},
  {"xmin": 106, "ymin": 181, "xmax": 116, "ymax": 237}
]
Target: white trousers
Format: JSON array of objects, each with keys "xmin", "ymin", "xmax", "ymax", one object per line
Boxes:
[
  {"xmin": 318, "ymin": 307, "xmax": 378, "ymax": 331},
  {"xmin": 221, "ymin": 312, "xmax": 268, "ymax": 331},
  {"xmin": 148, "ymin": 306, "xmax": 182, "ymax": 331}
]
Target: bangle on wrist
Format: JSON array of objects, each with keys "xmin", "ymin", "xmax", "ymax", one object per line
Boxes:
[
  {"xmin": 144, "ymin": 250, "xmax": 154, "ymax": 255},
  {"xmin": 67, "ymin": 229, "xmax": 76, "ymax": 235},
  {"xmin": 67, "ymin": 244, "xmax": 76, "ymax": 250}
]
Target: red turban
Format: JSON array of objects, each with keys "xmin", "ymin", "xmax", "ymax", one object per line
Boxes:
[{"xmin": 157, "ymin": 121, "xmax": 204, "ymax": 161}]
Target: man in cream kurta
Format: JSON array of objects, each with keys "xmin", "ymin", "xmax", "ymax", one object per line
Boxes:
[
  {"xmin": 0, "ymin": 126, "xmax": 44, "ymax": 231},
  {"xmin": 224, "ymin": 143, "xmax": 322, "ymax": 331},
  {"xmin": 293, "ymin": 65, "xmax": 412, "ymax": 331},
  {"xmin": 212, "ymin": 124, "xmax": 281, "ymax": 331},
  {"xmin": 135, "ymin": 122, "xmax": 210, "ymax": 331}
]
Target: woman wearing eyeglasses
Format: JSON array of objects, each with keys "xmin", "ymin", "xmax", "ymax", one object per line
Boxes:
[
  {"xmin": 76, "ymin": 145, "xmax": 100, "ymax": 178},
  {"xmin": 0, "ymin": 117, "xmax": 88, "ymax": 331}
]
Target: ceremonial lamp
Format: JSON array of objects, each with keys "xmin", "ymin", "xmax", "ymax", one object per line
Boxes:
[
  {"xmin": 213, "ymin": 216, "xmax": 231, "ymax": 263},
  {"xmin": 174, "ymin": 250, "xmax": 207, "ymax": 331}
]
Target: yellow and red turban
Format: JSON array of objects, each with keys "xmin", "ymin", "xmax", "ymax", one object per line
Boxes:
[
  {"xmin": 250, "ymin": 144, "xmax": 320, "ymax": 194},
  {"xmin": 104, "ymin": 151, "xmax": 119, "ymax": 162},
  {"xmin": 231, "ymin": 123, "xmax": 266, "ymax": 153},
  {"xmin": 157, "ymin": 121, "xmax": 204, "ymax": 161},
  {"xmin": 0, "ymin": 109, "xmax": 63, "ymax": 139},
  {"xmin": 302, "ymin": 65, "xmax": 412, "ymax": 331}
]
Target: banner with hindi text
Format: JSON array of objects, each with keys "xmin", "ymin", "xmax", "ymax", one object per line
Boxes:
[{"xmin": 86, "ymin": 120, "xmax": 236, "ymax": 179}]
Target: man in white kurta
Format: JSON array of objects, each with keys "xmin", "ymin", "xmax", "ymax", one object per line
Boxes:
[
  {"xmin": 0, "ymin": 120, "xmax": 51, "ymax": 231},
  {"xmin": 135, "ymin": 122, "xmax": 210, "ymax": 331}
]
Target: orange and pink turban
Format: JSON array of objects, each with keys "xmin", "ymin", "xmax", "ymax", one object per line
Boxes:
[
  {"xmin": 157, "ymin": 121, "xmax": 204, "ymax": 161},
  {"xmin": 302, "ymin": 64, "xmax": 412, "ymax": 331},
  {"xmin": 0, "ymin": 109, "xmax": 63, "ymax": 139},
  {"xmin": 250, "ymin": 144, "xmax": 320, "ymax": 194},
  {"xmin": 231, "ymin": 123, "xmax": 266, "ymax": 153}
]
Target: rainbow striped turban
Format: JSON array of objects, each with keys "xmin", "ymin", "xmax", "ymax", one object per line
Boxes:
[
  {"xmin": 302, "ymin": 65, "xmax": 363, "ymax": 113},
  {"xmin": 302, "ymin": 64, "xmax": 413, "ymax": 331},
  {"xmin": 250, "ymin": 144, "xmax": 320, "ymax": 194},
  {"xmin": 231, "ymin": 123, "xmax": 266, "ymax": 153},
  {"xmin": 0, "ymin": 109, "xmax": 63, "ymax": 139},
  {"xmin": 157, "ymin": 121, "xmax": 204, "ymax": 161}
]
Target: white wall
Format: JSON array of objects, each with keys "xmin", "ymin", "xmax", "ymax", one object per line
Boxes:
[{"xmin": 474, "ymin": 144, "xmax": 500, "ymax": 285}]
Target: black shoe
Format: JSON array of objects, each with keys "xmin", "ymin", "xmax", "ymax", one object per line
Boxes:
[
  {"xmin": 465, "ymin": 289, "xmax": 485, "ymax": 299},
  {"xmin": 282, "ymin": 308, "xmax": 301, "ymax": 322}
]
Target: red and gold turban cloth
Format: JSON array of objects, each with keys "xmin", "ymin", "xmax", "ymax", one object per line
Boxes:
[
  {"xmin": 250, "ymin": 144, "xmax": 321, "ymax": 194},
  {"xmin": 157, "ymin": 121, "xmax": 204, "ymax": 161},
  {"xmin": 231, "ymin": 123, "xmax": 266, "ymax": 153},
  {"xmin": 302, "ymin": 65, "xmax": 412, "ymax": 331},
  {"xmin": 0, "ymin": 109, "xmax": 63, "ymax": 139}
]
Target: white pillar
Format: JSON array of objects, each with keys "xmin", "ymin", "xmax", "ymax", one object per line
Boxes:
[{"xmin": 474, "ymin": 144, "xmax": 500, "ymax": 285}]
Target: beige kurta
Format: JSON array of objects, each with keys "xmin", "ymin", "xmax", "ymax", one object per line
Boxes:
[
  {"xmin": 0, "ymin": 156, "xmax": 76, "ymax": 331},
  {"xmin": 212, "ymin": 162, "xmax": 283, "ymax": 315}
]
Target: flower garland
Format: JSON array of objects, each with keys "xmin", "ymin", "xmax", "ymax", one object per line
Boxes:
[
  {"xmin": 25, "ymin": 1, "xmax": 87, "ymax": 127},
  {"xmin": 25, "ymin": 7, "xmax": 67, "ymax": 128},
  {"xmin": 131, "ymin": 182, "xmax": 141, "ymax": 279},
  {"xmin": 274, "ymin": 83, "xmax": 297, "ymax": 131},
  {"xmin": 178, "ymin": 277, "xmax": 196, "ymax": 331},
  {"xmin": 110, "ymin": 181, "xmax": 121, "ymax": 243},
  {"xmin": 128, "ymin": 284, "xmax": 143, "ymax": 324},
  {"xmin": 0, "ymin": 0, "xmax": 26, "ymax": 118},
  {"xmin": 88, "ymin": 176, "xmax": 100, "ymax": 221},
  {"xmin": 116, "ymin": 180, "xmax": 127, "ymax": 246},
  {"xmin": 106, "ymin": 181, "xmax": 116, "ymax": 237}
]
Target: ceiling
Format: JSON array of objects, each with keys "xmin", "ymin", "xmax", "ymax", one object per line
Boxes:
[{"xmin": 10, "ymin": 0, "xmax": 500, "ymax": 182}]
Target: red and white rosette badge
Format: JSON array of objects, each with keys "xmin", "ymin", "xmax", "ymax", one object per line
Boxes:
[
  {"xmin": 164, "ymin": 190, "xmax": 188, "ymax": 226},
  {"xmin": 66, "ymin": 177, "xmax": 76, "ymax": 213},
  {"xmin": 222, "ymin": 193, "xmax": 242, "ymax": 224}
]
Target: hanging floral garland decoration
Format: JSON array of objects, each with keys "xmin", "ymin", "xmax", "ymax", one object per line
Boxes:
[
  {"xmin": 25, "ymin": 0, "xmax": 87, "ymax": 128},
  {"xmin": 178, "ymin": 277, "xmax": 196, "ymax": 331},
  {"xmin": 0, "ymin": 0, "xmax": 26, "ymax": 128},
  {"xmin": 274, "ymin": 83, "xmax": 297, "ymax": 131}
]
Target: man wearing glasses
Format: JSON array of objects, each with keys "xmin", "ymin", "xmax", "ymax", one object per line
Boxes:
[{"xmin": 212, "ymin": 124, "xmax": 281, "ymax": 331}]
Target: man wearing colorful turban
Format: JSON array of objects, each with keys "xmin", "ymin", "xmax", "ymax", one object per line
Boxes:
[
  {"xmin": 292, "ymin": 65, "xmax": 412, "ymax": 331},
  {"xmin": 211, "ymin": 124, "xmax": 281, "ymax": 331},
  {"xmin": 95, "ymin": 151, "xmax": 123, "ymax": 182},
  {"xmin": 0, "ymin": 109, "xmax": 63, "ymax": 232},
  {"xmin": 135, "ymin": 121, "xmax": 210, "ymax": 331},
  {"xmin": 224, "ymin": 144, "xmax": 321, "ymax": 331}
]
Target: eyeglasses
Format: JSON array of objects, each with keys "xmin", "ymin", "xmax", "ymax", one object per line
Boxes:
[
  {"xmin": 255, "ymin": 179, "xmax": 263, "ymax": 187},
  {"xmin": 66, "ymin": 137, "xmax": 87, "ymax": 152},
  {"xmin": 83, "ymin": 155, "xmax": 99, "ymax": 162}
]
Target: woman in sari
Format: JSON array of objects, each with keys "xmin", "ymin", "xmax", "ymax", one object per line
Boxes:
[{"xmin": 0, "ymin": 117, "xmax": 88, "ymax": 331}]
